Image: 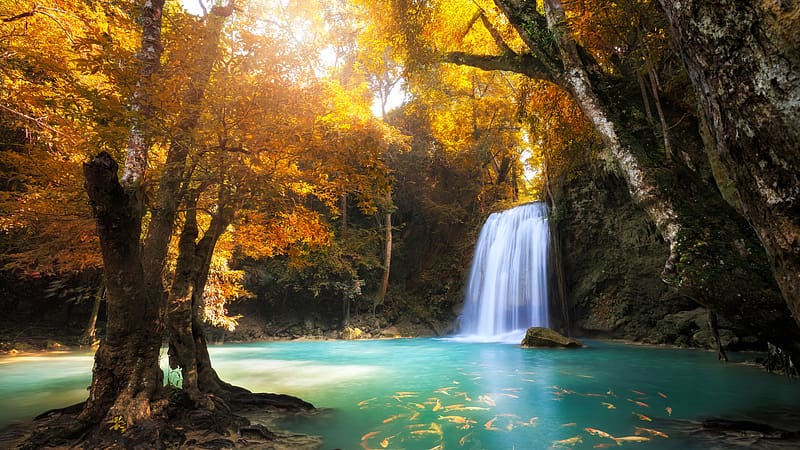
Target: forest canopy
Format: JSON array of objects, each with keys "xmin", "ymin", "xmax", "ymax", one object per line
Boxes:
[{"xmin": 0, "ymin": 0, "xmax": 552, "ymax": 318}]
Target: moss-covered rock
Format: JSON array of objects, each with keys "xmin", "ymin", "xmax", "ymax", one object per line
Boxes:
[
  {"xmin": 521, "ymin": 327, "xmax": 584, "ymax": 348},
  {"xmin": 554, "ymin": 165, "xmax": 696, "ymax": 344},
  {"xmin": 341, "ymin": 326, "xmax": 365, "ymax": 340}
]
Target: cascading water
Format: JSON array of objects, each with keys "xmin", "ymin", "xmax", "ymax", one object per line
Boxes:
[{"xmin": 457, "ymin": 202, "xmax": 550, "ymax": 343}]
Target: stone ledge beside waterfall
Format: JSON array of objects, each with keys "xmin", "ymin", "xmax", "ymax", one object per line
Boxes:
[{"xmin": 521, "ymin": 327, "xmax": 584, "ymax": 348}]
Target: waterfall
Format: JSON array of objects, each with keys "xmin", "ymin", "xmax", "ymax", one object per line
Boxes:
[{"xmin": 457, "ymin": 202, "xmax": 550, "ymax": 343}]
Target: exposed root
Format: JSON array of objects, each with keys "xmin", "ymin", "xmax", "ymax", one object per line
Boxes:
[{"xmin": 2, "ymin": 390, "xmax": 319, "ymax": 449}]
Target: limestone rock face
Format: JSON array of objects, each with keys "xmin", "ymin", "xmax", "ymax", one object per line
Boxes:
[
  {"xmin": 555, "ymin": 166, "xmax": 692, "ymax": 342},
  {"xmin": 521, "ymin": 327, "xmax": 584, "ymax": 348},
  {"xmin": 552, "ymin": 165, "xmax": 795, "ymax": 350}
]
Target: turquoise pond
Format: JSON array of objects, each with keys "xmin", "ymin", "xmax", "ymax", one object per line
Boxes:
[{"xmin": 1, "ymin": 339, "xmax": 799, "ymax": 449}]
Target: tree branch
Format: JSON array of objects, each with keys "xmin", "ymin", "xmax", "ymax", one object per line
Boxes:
[
  {"xmin": 2, "ymin": 7, "xmax": 75, "ymax": 43},
  {"xmin": 479, "ymin": 13, "xmax": 513, "ymax": 54},
  {"xmin": 120, "ymin": 0, "xmax": 166, "ymax": 188},
  {"xmin": 2, "ymin": 9, "xmax": 35, "ymax": 22},
  {"xmin": 461, "ymin": 9, "xmax": 482, "ymax": 43},
  {"xmin": 0, "ymin": 103, "xmax": 63, "ymax": 135},
  {"xmin": 444, "ymin": 52, "xmax": 555, "ymax": 84},
  {"xmin": 493, "ymin": 0, "xmax": 560, "ymax": 74}
]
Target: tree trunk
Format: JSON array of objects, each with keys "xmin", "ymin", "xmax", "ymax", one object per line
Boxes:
[
  {"xmin": 166, "ymin": 195, "xmax": 204, "ymax": 404},
  {"xmin": 167, "ymin": 190, "xmax": 239, "ymax": 402},
  {"xmin": 375, "ymin": 212, "xmax": 392, "ymax": 315},
  {"xmin": 142, "ymin": 5, "xmax": 234, "ymax": 300},
  {"xmin": 191, "ymin": 222, "xmax": 245, "ymax": 397},
  {"xmin": 152, "ymin": 4, "xmax": 236, "ymax": 407},
  {"xmin": 79, "ymin": 0, "xmax": 167, "ymax": 428},
  {"xmin": 340, "ymin": 191, "xmax": 348, "ymax": 229},
  {"xmin": 543, "ymin": 0, "xmax": 796, "ymax": 345},
  {"xmin": 79, "ymin": 285, "xmax": 103, "ymax": 346},
  {"xmin": 658, "ymin": 0, "xmax": 800, "ymax": 329},
  {"xmin": 162, "ymin": 188, "xmax": 316, "ymax": 424},
  {"xmin": 538, "ymin": 0, "xmax": 682, "ymax": 278},
  {"xmin": 82, "ymin": 153, "xmax": 165, "ymax": 426},
  {"xmin": 343, "ymin": 296, "xmax": 351, "ymax": 327},
  {"xmin": 646, "ymin": 62, "xmax": 673, "ymax": 162},
  {"xmin": 635, "ymin": 69, "xmax": 655, "ymax": 127},
  {"xmin": 707, "ymin": 309, "xmax": 729, "ymax": 362}
]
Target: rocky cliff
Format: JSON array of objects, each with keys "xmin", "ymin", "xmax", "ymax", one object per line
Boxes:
[{"xmin": 552, "ymin": 164, "xmax": 783, "ymax": 350}]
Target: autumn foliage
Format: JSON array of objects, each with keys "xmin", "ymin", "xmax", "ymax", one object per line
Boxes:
[{"xmin": 0, "ymin": 0, "xmax": 399, "ymax": 323}]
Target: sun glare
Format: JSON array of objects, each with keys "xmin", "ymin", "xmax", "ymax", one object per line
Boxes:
[
  {"xmin": 371, "ymin": 81, "xmax": 407, "ymax": 118},
  {"xmin": 179, "ymin": 0, "xmax": 205, "ymax": 16},
  {"xmin": 179, "ymin": 0, "xmax": 406, "ymax": 119}
]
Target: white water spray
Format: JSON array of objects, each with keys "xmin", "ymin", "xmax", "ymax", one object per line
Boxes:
[{"xmin": 457, "ymin": 202, "xmax": 550, "ymax": 343}]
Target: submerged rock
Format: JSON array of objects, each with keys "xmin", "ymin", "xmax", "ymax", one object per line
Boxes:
[
  {"xmin": 672, "ymin": 407, "xmax": 800, "ymax": 449},
  {"xmin": 521, "ymin": 327, "xmax": 584, "ymax": 348}
]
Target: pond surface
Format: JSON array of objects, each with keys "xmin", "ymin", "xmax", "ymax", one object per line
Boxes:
[{"xmin": 1, "ymin": 339, "xmax": 799, "ymax": 449}]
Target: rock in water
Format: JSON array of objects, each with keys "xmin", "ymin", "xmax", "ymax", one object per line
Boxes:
[{"xmin": 521, "ymin": 327, "xmax": 584, "ymax": 348}]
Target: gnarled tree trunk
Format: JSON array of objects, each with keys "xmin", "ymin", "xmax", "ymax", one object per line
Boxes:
[
  {"xmin": 166, "ymin": 193, "xmax": 205, "ymax": 404},
  {"xmin": 80, "ymin": 0, "xmax": 167, "ymax": 428},
  {"xmin": 167, "ymin": 190, "xmax": 239, "ymax": 403},
  {"xmin": 82, "ymin": 153, "xmax": 166, "ymax": 426},
  {"xmin": 141, "ymin": 3, "xmax": 246, "ymax": 407},
  {"xmin": 165, "ymin": 193, "xmax": 309, "ymax": 410},
  {"xmin": 658, "ymin": 0, "xmax": 800, "ymax": 329}
]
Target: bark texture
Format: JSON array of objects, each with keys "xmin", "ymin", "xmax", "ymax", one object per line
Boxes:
[
  {"xmin": 82, "ymin": 153, "xmax": 165, "ymax": 426},
  {"xmin": 120, "ymin": 0, "xmax": 166, "ymax": 187},
  {"xmin": 167, "ymin": 189, "xmax": 241, "ymax": 401},
  {"xmin": 658, "ymin": 0, "xmax": 800, "ymax": 328}
]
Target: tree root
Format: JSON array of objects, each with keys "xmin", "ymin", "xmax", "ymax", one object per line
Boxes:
[{"xmin": 3, "ymin": 389, "xmax": 318, "ymax": 449}]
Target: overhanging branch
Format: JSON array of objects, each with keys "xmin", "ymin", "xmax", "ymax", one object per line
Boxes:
[
  {"xmin": 444, "ymin": 52, "xmax": 555, "ymax": 84},
  {"xmin": 2, "ymin": 8, "xmax": 35, "ymax": 22}
]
